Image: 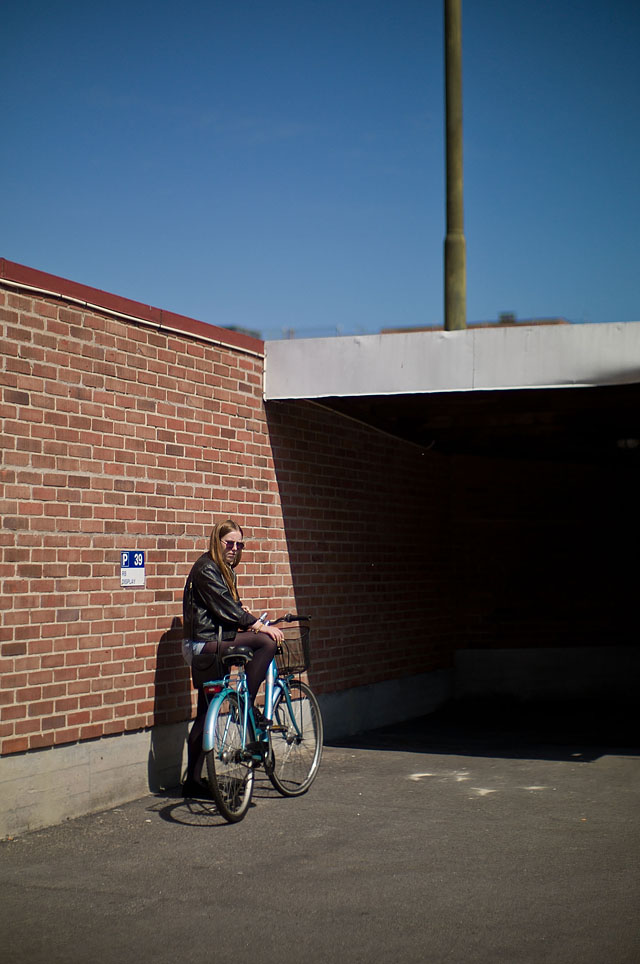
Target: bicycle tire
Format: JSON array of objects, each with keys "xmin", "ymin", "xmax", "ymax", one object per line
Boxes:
[
  {"xmin": 205, "ymin": 692, "xmax": 254, "ymax": 822},
  {"xmin": 266, "ymin": 679, "xmax": 323, "ymax": 797}
]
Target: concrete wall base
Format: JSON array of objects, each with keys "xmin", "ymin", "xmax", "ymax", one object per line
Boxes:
[
  {"xmin": 0, "ymin": 721, "xmax": 189, "ymax": 839},
  {"xmin": 318, "ymin": 669, "xmax": 453, "ymax": 742}
]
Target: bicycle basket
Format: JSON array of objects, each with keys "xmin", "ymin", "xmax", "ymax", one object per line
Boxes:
[{"xmin": 275, "ymin": 625, "xmax": 310, "ymax": 675}]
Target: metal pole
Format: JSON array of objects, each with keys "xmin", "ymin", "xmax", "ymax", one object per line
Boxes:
[{"xmin": 444, "ymin": 0, "xmax": 467, "ymax": 330}]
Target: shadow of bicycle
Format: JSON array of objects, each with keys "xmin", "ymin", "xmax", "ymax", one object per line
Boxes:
[{"xmin": 146, "ymin": 771, "xmax": 281, "ymax": 827}]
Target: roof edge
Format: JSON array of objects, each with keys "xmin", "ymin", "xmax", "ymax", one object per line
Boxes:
[{"xmin": 0, "ymin": 258, "xmax": 264, "ymax": 356}]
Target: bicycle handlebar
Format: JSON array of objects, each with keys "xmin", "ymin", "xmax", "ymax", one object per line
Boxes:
[{"xmin": 268, "ymin": 613, "xmax": 311, "ymax": 625}]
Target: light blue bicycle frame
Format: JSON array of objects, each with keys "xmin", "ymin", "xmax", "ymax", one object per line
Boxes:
[{"xmin": 203, "ymin": 656, "xmax": 298, "ymax": 753}]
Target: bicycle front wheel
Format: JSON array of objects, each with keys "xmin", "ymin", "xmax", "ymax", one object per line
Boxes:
[
  {"xmin": 205, "ymin": 692, "xmax": 254, "ymax": 822},
  {"xmin": 267, "ymin": 679, "xmax": 323, "ymax": 797}
]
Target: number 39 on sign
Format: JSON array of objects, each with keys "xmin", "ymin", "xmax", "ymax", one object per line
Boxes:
[{"xmin": 120, "ymin": 550, "xmax": 146, "ymax": 587}]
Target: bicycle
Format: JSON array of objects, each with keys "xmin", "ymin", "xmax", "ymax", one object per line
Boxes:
[{"xmin": 196, "ymin": 614, "xmax": 323, "ymax": 823}]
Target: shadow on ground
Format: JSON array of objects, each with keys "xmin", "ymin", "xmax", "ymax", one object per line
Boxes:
[
  {"xmin": 328, "ymin": 699, "xmax": 640, "ymax": 764},
  {"xmin": 147, "ymin": 767, "xmax": 281, "ymax": 827}
]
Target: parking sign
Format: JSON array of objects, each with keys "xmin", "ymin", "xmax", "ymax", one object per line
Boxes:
[{"xmin": 120, "ymin": 550, "xmax": 146, "ymax": 587}]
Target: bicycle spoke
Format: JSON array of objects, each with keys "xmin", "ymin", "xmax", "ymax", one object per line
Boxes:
[{"xmin": 266, "ymin": 679, "xmax": 323, "ymax": 797}]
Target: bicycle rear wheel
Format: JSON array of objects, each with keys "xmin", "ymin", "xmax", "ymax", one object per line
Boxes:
[
  {"xmin": 205, "ymin": 692, "xmax": 254, "ymax": 822},
  {"xmin": 266, "ymin": 679, "xmax": 323, "ymax": 796}
]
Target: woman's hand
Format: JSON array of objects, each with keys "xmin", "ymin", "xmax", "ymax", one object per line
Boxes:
[
  {"xmin": 264, "ymin": 624, "xmax": 284, "ymax": 642},
  {"xmin": 252, "ymin": 619, "xmax": 284, "ymax": 642}
]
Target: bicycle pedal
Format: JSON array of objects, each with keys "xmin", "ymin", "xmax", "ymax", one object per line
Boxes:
[{"xmin": 269, "ymin": 724, "xmax": 286, "ymax": 733}]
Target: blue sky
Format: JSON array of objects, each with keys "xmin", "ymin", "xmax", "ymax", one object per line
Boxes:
[{"xmin": 2, "ymin": 0, "xmax": 639, "ymax": 339}]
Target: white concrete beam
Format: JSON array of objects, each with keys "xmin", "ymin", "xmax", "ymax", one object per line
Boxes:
[{"xmin": 264, "ymin": 322, "xmax": 640, "ymax": 399}]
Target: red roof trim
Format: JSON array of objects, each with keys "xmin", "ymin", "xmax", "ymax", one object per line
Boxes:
[{"xmin": 0, "ymin": 258, "xmax": 264, "ymax": 355}]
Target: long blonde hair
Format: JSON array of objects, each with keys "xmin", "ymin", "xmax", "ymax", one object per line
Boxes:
[{"xmin": 209, "ymin": 519, "xmax": 244, "ymax": 600}]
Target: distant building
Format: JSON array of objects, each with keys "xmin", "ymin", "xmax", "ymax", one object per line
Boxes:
[{"xmin": 380, "ymin": 312, "xmax": 570, "ymax": 334}]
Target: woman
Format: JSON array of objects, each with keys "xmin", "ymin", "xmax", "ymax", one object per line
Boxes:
[{"xmin": 181, "ymin": 519, "xmax": 284, "ymax": 796}]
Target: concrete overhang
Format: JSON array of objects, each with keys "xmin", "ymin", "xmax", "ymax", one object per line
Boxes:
[
  {"xmin": 264, "ymin": 322, "xmax": 640, "ymax": 462},
  {"xmin": 264, "ymin": 322, "xmax": 640, "ymax": 400}
]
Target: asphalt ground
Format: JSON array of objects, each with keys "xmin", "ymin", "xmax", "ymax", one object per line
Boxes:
[{"xmin": 1, "ymin": 703, "xmax": 639, "ymax": 964}]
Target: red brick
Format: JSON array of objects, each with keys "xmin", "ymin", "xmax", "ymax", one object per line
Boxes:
[
  {"xmin": 1, "ymin": 705, "xmax": 26, "ymax": 721},
  {"xmin": 1, "ymin": 736, "xmax": 29, "ymax": 755},
  {"xmin": 16, "ymin": 718, "xmax": 42, "ymax": 735}
]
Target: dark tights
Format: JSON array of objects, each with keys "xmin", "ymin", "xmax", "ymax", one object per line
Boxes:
[{"xmin": 186, "ymin": 631, "xmax": 277, "ymax": 783}]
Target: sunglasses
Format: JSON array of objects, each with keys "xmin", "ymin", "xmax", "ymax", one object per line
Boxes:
[{"xmin": 222, "ymin": 540, "xmax": 245, "ymax": 551}]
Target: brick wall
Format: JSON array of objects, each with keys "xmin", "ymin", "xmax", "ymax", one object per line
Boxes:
[
  {"xmin": 265, "ymin": 400, "xmax": 458, "ymax": 694},
  {"xmin": 1, "ymin": 270, "xmax": 456, "ymax": 759},
  {"xmin": 0, "ymin": 279, "xmax": 298, "ymax": 756},
  {"xmin": 264, "ymin": 404, "xmax": 637, "ymax": 689}
]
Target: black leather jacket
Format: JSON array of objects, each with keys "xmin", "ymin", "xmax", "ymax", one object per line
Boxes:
[{"xmin": 182, "ymin": 552, "xmax": 257, "ymax": 642}]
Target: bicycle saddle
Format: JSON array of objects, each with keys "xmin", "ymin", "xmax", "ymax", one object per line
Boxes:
[{"xmin": 221, "ymin": 644, "xmax": 254, "ymax": 667}]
